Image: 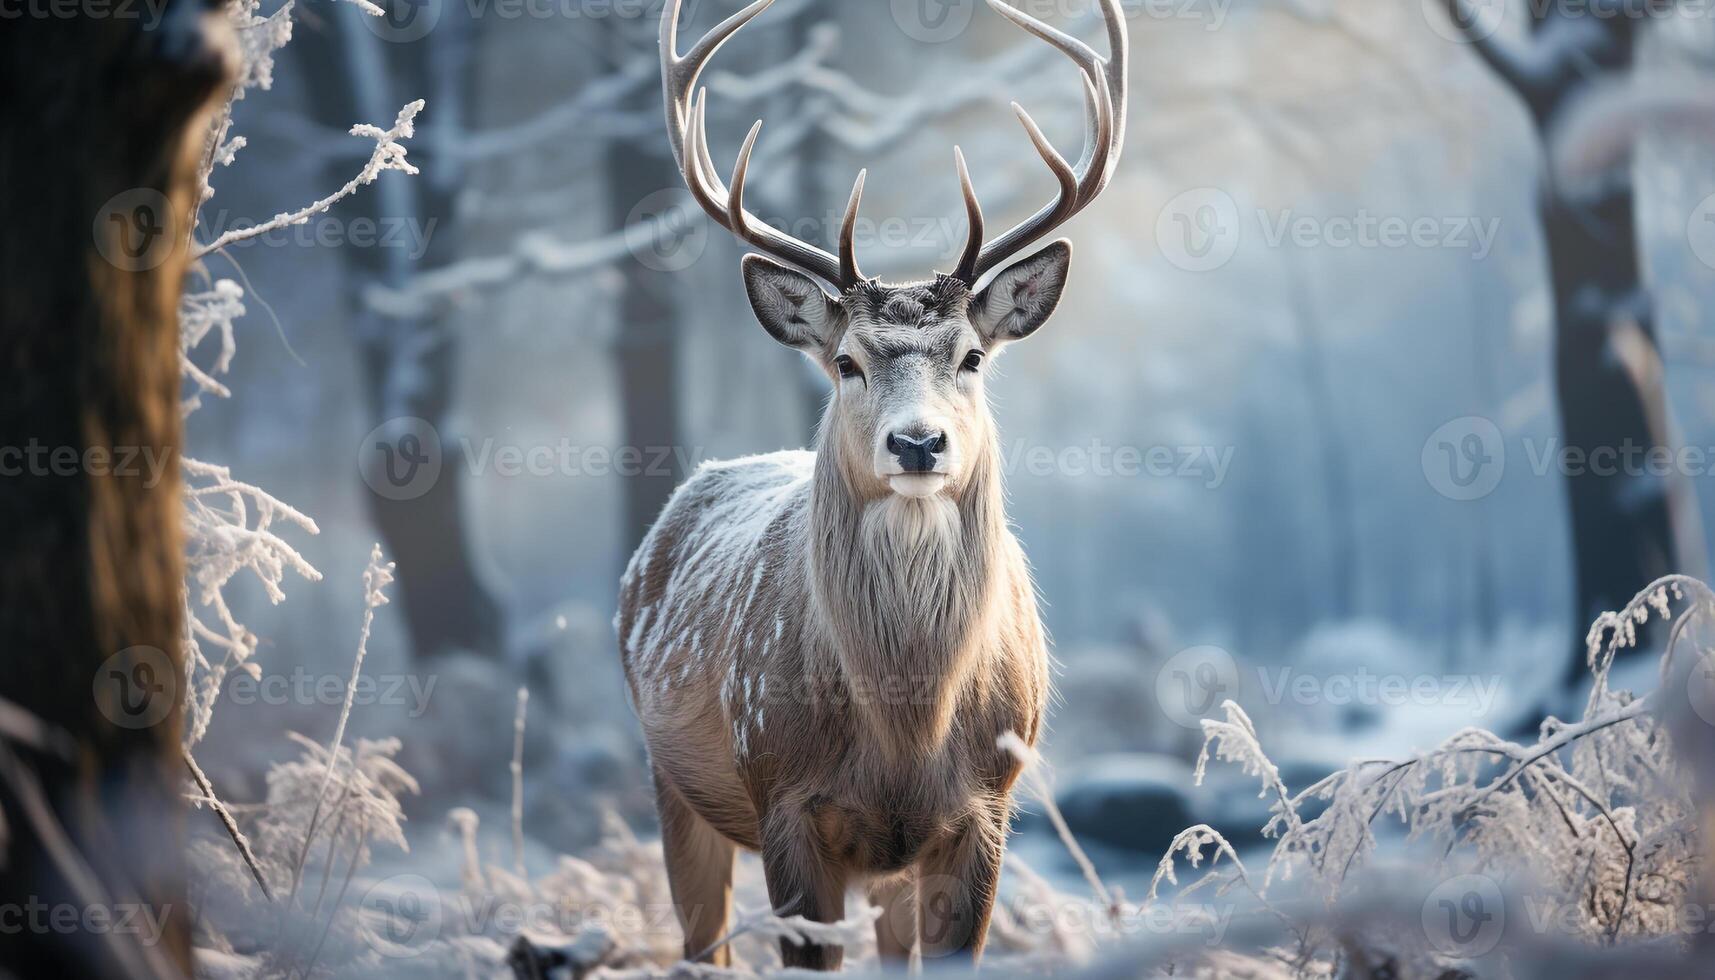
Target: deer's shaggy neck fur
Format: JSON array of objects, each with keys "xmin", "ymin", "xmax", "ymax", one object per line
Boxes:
[{"xmin": 807, "ymin": 413, "xmax": 1008, "ymax": 758}]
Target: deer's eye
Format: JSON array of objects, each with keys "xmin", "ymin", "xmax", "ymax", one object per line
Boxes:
[
  {"xmin": 835, "ymin": 355, "xmax": 861, "ymax": 380},
  {"xmin": 961, "ymin": 349, "xmax": 984, "ymax": 373}
]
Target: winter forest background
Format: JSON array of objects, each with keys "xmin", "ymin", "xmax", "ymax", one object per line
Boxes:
[{"xmin": 12, "ymin": 0, "xmax": 1715, "ymax": 976}]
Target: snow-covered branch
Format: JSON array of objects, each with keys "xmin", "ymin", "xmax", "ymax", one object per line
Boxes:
[{"xmin": 196, "ymin": 100, "xmax": 425, "ymax": 258}]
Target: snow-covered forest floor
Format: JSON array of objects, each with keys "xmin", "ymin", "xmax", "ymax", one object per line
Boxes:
[{"xmin": 184, "ymin": 548, "xmax": 1715, "ymax": 978}]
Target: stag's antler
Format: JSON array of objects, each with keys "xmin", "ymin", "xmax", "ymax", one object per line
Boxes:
[
  {"xmin": 954, "ymin": 0, "xmax": 1127, "ymax": 284},
  {"xmin": 660, "ymin": 0, "xmax": 1127, "ymax": 291},
  {"xmin": 661, "ymin": 0, "xmax": 862, "ymax": 289}
]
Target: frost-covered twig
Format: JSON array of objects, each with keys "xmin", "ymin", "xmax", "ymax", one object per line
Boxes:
[
  {"xmin": 1196, "ymin": 700, "xmax": 1303, "ymax": 841},
  {"xmin": 180, "ymin": 457, "xmax": 322, "ymax": 747},
  {"xmin": 998, "ymin": 730, "xmax": 1118, "ymax": 917},
  {"xmin": 511, "ymin": 686, "xmax": 529, "ymax": 878},
  {"xmin": 184, "ymin": 748, "xmax": 274, "ymax": 902},
  {"xmin": 688, "ymin": 904, "xmax": 882, "ymax": 965},
  {"xmin": 1147, "ymin": 824, "xmax": 1257, "ymax": 905},
  {"xmin": 1190, "ymin": 575, "xmax": 1714, "ymax": 950},
  {"xmin": 287, "ymin": 545, "xmax": 394, "ymax": 905},
  {"xmin": 195, "ymin": 100, "xmax": 425, "ymax": 258}
]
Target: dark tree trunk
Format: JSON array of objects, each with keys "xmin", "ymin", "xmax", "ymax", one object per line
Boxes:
[
  {"xmin": 291, "ymin": 3, "xmax": 504, "ymax": 658},
  {"xmin": 0, "ymin": 4, "xmax": 231, "ymax": 976},
  {"xmin": 1443, "ymin": 0, "xmax": 1692, "ymax": 683},
  {"xmin": 1544, "ymin": 189, "xmax": 1678, "ymax": 681}
]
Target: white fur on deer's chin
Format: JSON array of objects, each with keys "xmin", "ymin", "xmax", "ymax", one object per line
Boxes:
[
  {"xmin": 886, "ymin": 473, "xmax": 947, "ymax": 498},
  {"xmin": 863, "ymin": 490, "xmax": 960, "ymax": 558}
]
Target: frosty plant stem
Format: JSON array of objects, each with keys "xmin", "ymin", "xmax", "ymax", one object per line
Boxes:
[
  {"xmin": 512, "ymin": 686, "xmax": 529, "ymax": 877},
  {"xmin": 689, "ymin": 905, "xmax": 884, "ymax": 966},
  {"xmin": 1177, "ymin": 573, "xmax": 1715, "ymax": 956},
  {"xmin": 286, "ymin": 545, "xmax": 395, "ymax": 908},
  {"xmin": 998, "ymin": 730, "xmax": 1119, "ymax": 919},
  {"xmin": 195, "ymin": 101, "xmax": 425, "ymax": 259},
  {"xmin": 183, "ymin": 749, "xmax": 273, "ymax": 901}
]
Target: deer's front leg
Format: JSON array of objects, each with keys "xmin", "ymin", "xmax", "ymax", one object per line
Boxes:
[
  {"xmin": 760, "ymin": 804, "xmax": 849, "ymax": 970},
  {"xmin": 917, "ymin": 802, "xmax": 1007, "ymax": 965}
]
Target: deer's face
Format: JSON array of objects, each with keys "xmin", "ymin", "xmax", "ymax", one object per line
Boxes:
[{"xmin": 742, "ymin": 241, "xmax": 1072, "ymax": 500}]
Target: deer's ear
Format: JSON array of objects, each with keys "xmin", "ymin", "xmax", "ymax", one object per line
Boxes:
[
  {"xmin": 971, "ymin": 239, "xmax": 1071, "ymax": 344},
  {"xmin": 742, "ymin": 255, "xmax": 841, "ymax": 351}
]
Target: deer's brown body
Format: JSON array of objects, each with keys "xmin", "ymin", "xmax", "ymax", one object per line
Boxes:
[
  {"xmin": 620, "ymin": 0, "xmax": 1127, "ymax": 968},
  {"xmin": 619, "ymin": 426, "xmax": 1047, "ymax": 966}
]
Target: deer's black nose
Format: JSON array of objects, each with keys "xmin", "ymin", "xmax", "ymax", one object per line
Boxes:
[{"xmin": 887, "ymin": 430, "xmax": 947, "ymax": 473}]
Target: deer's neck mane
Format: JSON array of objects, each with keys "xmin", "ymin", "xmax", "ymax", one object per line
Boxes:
[{"xmin": 807, "ymin": 434, "xmax": 1008, "ymax": 757}]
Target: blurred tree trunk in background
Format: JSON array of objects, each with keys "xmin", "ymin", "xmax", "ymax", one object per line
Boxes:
[
  {"xmin": 292, "ymin": 2, "xmax": 504, "ymax": 659},
  {"xmin": 1444, "ymin": 0, "xmax": 1696, "ymax": 683},
  {"xmin": 1282, "ymin": 240, "xmax": 1357, "ymax": 621},
  {"xmin": 790, "ymin": 13, "xmax": 832, "ymax": 441},
  {"xmin": 605, "ymin": 16, "xmax": 684, "ymax": 556},
  {"xmin": 0, "ymin": 3, "xmax": 231, "ymax": 976}
]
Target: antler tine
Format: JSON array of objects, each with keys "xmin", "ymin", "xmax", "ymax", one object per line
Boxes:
[
  {"xmin": 1089, "ymin": 0, "xmax": 1129, "ymax": 202},
  {"xmin": 727, "ymin": 119, "xmax": 764, "ymax": 240},
  {"xmin": 716, "ymin": 113, "xmax": 847, "ymax": 286},
  {"xmin": 838, "ymin": 170, "xmax": 867, "ymax": 287},
  {"xmin": 681, "ymin": 92, "xmax": 746, "ymax": 244},
  {"xmin": 1012, "ymin": 103, "xmax": 1079, "ymax": 224},
  {"xmin": 983, "ymin": 0, "xmax": 1112, "ymax": 177},
  {"xmin": 661, "ymin": 0, "xmax": 854, "ymax": 289},
  {"xmin": 661, "ymin": 0, "xmax": 777, "ymax": 173},
  {"xmin": 962, "ymin": 0, "xmax": 1128, "ymax": 282},
  {"xmin": 952, "ymin": 147, "xmax": 984, "ymax": 285}
]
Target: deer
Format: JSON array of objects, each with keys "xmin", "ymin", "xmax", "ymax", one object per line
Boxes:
[{"xmin": 616, "ymin": 0, "xmax": 1126, "ymax": 969}]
